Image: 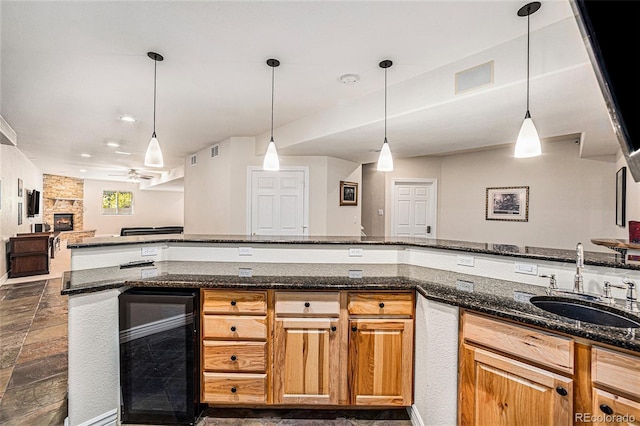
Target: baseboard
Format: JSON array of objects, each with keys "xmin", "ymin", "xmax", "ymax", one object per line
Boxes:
[
  {"xmin": 407, "ymin": 404, "xmax": 426, "ymax": 426},
  {"xmin": 0, "ymin": 271, "xmax": 9, "ymax": 286},
  {"xmin": 75, "ymin": 408, "xmax": 118, "ymax": 426}
]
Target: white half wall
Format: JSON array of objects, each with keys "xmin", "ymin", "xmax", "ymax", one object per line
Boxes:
[{"xmin": 83, "ymin": 179, "xmax": 184, "ymax": 237}]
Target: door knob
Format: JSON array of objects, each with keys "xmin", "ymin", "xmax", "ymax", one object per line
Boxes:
[
  {"xmin": 599, "ymin": 404, "xmax": 613, "ymax": 415},
  {"xmin": 230, "ymin": 300, "xmax": 237, "ymax": 306},
  {"xmin": 379, "ymin": 302, "xmax": 385, "ymax": 308},
  {"xmin": 230, "ymin": 387, "xmax": 237, "ymax": 393},
  {"xmin": 304, "ymin": 302, "xmax": 310, "ymax": 308},
  {"xmin": 230, "ymin": 355, "xmax": 237, "ymax": 361},
  {"xmin": 555, "ymin": 386, "xmax": 568, "ymax": 396},
  {"xmin": 351, "ymin": 326, "xmax": 357, "ymax": 332},
  {"xmin": 230, "ymin": 326, "xmax": 237, "ymax": 332},
  {"xmin": 331, "ymin": 326, "xmax": 337, "ymax": 332}
]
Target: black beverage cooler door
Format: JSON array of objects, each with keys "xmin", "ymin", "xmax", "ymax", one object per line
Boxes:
[{"xmin": 119, "ymin": 288, "xmax": 199, "ymax": 425}]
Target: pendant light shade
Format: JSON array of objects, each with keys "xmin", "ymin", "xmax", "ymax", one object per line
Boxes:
[
  {"xmin": 377, "ymin": 60, "xmax": 394, "ymax": 171},
  {"xmin": 514, "ymin": 2, "xmax": 541, "ymax": 158},
  {"xmin": 263, "ymin": 58, "xmax": 280, "ymax": 171},
  {"xmin": 145, "ymin": 52, "xmax": 164, "ymax": 168}
]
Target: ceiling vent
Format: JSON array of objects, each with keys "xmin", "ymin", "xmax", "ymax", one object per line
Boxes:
[
  {"xmin": 211, "ymin": 145, "xmax": 219, "ymax": 158},
  {"xmin": 189, "ymin": 154, "xmax": 197, "ymax": 166},
  {"xmin": 455, "ymin": 61, "xmax": 494, "ymax": 94},
  {"xmin": 0, "ymin": 115, "xmax": 17, "ymax": 147}
]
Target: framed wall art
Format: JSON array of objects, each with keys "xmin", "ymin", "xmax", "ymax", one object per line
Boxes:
[
  {"xmin": 18, "ymin": 202, "xmax": 23, "ymax": 225},
  {"xmin": 486, "ymin": 186, "xmax": 529, "ymax": 222},
  {"xmin": 616, "ymin": 166, "xmax": 626, "ymax": 226},
  {"xmin": 18, "ymin": 178, "xmax": 23, "ymax": 197},
  {"xmin": 339, "ymin": 181, "xmax": 358, "ymax": 206}
]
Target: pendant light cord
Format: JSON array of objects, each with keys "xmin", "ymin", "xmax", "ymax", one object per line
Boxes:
[
  {"xmin": 153, "ymin": 58, "xmax": 157, "ymax": 135},
  {"xmin": 526, "ymin": 8, "xmax": 530, "ymax": 112},
  {"xmin": 384, "ymin": 67, "xmax": 387, "ymax": 140},
  {"xmin": 270, "ymin": 64, "xmax": 275, "ymax": 140}
]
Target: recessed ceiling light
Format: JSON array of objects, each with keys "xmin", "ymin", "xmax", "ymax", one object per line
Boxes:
[
  {"xmin": 107, "ymin": 141, "xmax": 120, "ymax": 147},
  {"xmin": 339, "ymin": 74, "xmax": 360, "ymax": 85},
  {"xmin": 115, "ymin": 151, "xmax": 131, "ymax": 155},
  {"xmin": 80, "ymin": 169, "xmax": 87, "ymax": 173},
  {"xmin": 120, "ymin": 116, "xmax": 136, "ymax": 122},
  {"xmin": 81, "ymin": 153, "xmax": 91, "ymax": 157}
]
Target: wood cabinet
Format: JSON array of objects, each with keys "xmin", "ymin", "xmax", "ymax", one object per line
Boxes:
[
  {"xmin": 201, "ymin": 290, "xmax": 268, "ymax": 404},
  {"xmin": 200, "ymin": 289, "xmax": 415, "ymax": 408},
  {"xmin": 9, "ymin": 233, "xmax": 50, "ymax": 278},
  {"xmin": 459, "ymin": 311, "xmax": 574, "ymax": 425}
]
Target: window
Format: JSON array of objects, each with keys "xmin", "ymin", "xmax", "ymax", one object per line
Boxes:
[{"xmin": 102, "ymin": 190, "xmax": 133, "ymax": 215}]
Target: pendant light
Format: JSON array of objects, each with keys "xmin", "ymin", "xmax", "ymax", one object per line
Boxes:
[
  {"xmin": 377, "ymin": 60, "xmax": 394, "ymax": 171},
  {"xmin": 514, "ymin": 2, "xmax": 542, "ymax": 158},
  {"xmin": 263, "ymin": 58, "xmax": 280, "ymax": 171},
  {"xmin": 144, "ymin": 52, "xmax": 164, "ymax": 168}
]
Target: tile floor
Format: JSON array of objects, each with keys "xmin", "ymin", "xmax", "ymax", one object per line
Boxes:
[{"xmin": 0, "ymin": 244, "xmax": 412, "ymax": 426}]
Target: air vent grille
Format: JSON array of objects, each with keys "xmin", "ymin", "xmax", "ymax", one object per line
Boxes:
[
  {"xmin": 190, "ymin": 154, "xmax": 197, "ymax": 166},
  {"xmin": 455, "ymin": 61, "xmax": 494, "ymax": 94},
  {"xmin": 211, "ymin": 145, "xmax": 219, "ymax": 158}
]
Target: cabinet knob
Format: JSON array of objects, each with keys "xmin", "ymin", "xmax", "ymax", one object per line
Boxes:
[
  {"xmin": 331, "ymin": 326, "xmax": 337, "ymax": 332},
  {"xmin": 230, "ymin": 326, "xmax": 237, "ymax": 332},
  {"xmin": 304, "ymin": 302, "xmax": 310, "ymax": 308},
  {"xmin": 351, "ymin": 326, "xmax": 357, "ymax": 332},
  {"xmin": 555, "ymin": 386, "xmax": 568, "ymax": 396},
  {"xmin": 599, "ymin": 404, "xmax": 614, "ymax": 415},
  {"xmin": 230, "ymin": 387, "xmax": 237, "ymax": 393},
  {"xmin": 230, "ymin": 300, "xmax": 237, "ymax": 306},
  {"xmin": 379, "ymin": 302, "xmax": 385, "ymax": 308},
  {"xmin": 230, "ymin": 355, "xmax": 237, "ymax": 361}
]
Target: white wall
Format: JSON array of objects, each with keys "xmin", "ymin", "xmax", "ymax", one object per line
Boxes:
[
  {"xmin": 83, "ymin": 179, "xmax": 184, "ymax": 237},
  {"xmin": 0, "ymin": 145, "xmax": 43, "ymax": 281},
  {"xmin": 184, "ymin": 136, "xmax": 362, "ymax": 236}
]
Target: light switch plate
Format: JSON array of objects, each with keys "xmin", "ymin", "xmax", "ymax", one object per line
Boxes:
[
  {"xmin": 456, "ymin": 280, "xmax": 474, "ymax": 292},
  {"xmin": 348, "ymin": 270, "xmax": 363, "ymax": 279},
  {"xmin": 238, "ymin": 268, "xmax": 253, "ymax": 277},
  {"xmin": 457, "ymin": 255, "xmax": 475, "ymax": 267},
  {"xmin": 141, "ymin": 268, "xmax": 158, "ymax": 279},
  {"xmin": 238, "ymin": 247, "xmax": 253, "ymax": 256},
  {"xmin": 349, "ymin": 248, "xmax": 364, "ymax": 257},
  {"xmin": 514, "ymin": 262, "xmax": 538, "ymax": 275},
  {"xmin": 141, "ymin": 246, "xmax": 158, "ymax": 256}
]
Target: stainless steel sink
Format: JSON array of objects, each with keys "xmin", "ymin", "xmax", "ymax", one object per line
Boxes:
[{"xmin": 529, "ymin": 295, "xmax": 640, "ymax": 328}]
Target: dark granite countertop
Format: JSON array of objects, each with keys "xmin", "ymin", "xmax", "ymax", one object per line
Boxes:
[
  {"xmin": 65, "ymin": 234, "xmax": 639, "ymax": 271},
  {"xmin": 61, "ymin": 261, "xmax": 640, "ymax": 353}
]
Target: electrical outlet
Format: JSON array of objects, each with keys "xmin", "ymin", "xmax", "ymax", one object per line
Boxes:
[
  {"xmin": 238, "ymin": 247, "xmax": 253, "ymax": 256},
  {"xmin": 348, "ymin": 270, "xmax": 363, "ymax": 279},
  {"xmin": 238, "ymin": 268, "xmax": 252, "ymax": 277},
  {"xmin": 140, "ymin": 268, "xmax": 158, "ymax": 279},
  {"xmin": 456, "ymin": 280, "xmax": 474, "ymax": 292},
  {"xmin": 457, "ymin": 255, "xmax": 475, "ymax": 267},
  {"xmin": 349, "ymin": 248, "xmax": 364, "ymax": 257},
  {"xmin": 514, "ymin": 262, "xmax": 538, "ymax": 275},
  {"xmin": 141, "ymin": 246, "xmax": 158, "ymax": 256}
]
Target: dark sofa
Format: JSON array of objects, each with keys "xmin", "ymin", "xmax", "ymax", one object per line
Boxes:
[{"xmin": 120, "ymin": 226, "xmax": 184, "ymax": 236}]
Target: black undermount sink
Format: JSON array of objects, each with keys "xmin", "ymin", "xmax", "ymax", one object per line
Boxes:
[{"xmin": 530, "ymin": 295, "xmax": 640, "ymax": 328}]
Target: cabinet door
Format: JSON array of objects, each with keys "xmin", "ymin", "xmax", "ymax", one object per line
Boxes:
[
  {"xmin": 461, "ymin": 344, "xmax": 572, "ymax": 426},
  {"xmin": 273, "ymin": 318, "xmax": 340, "ymax": 405},
  {"xmin": 590, "ymin": 388, "xmax": 640, "ymax": 425},
  {"xmin": 348, "ymin": 319, "xmax": 413, "ymax": 406}
]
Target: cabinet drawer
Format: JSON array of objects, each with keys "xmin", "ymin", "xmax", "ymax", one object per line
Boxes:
[
  {"xmin": 202, "ymin": 372, "xmax": 266, "ymax": 404},
  {"xmin": 275, "ymin": 292, "xmax": 340, "ymax": 317},
  {"xmin": 592, "ymin": 346, "xmax": 640, "ymax": 399},
  {"xmin": 348, "ymin": 292, "xmax": 413, "ymax": 316},
  {"xmin": 203, "ymin": 341, "xmax": 266, "ymax": 372},
  {"xmin": 202, "ymin": 290, "xmax": 266, "ymax": 315},
  {"xmin": 203, "ymin": 315, "xmax": 267, "ymax": 340},
  {"xmin": 463, "ymin": 312, "xmax": 574, "ymax": 374}
]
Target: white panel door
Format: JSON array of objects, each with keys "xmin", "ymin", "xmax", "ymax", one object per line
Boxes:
[
  {"xmin": 251, "ymin": 170, "xmax": 306, "ymax": 236},
  {"xmin": 393, "ymin": 181, "xmax": 436, "ymax": 238}
]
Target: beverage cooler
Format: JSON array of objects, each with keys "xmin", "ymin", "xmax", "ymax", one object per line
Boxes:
[{"xmin": 119, "ymin": 288, "xmax": 200, "ymax": 425}]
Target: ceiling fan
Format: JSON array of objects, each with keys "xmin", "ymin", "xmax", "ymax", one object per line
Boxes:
[{"xmin": 108, "ymin": 169, "xmax": 155, "ymax": 182}]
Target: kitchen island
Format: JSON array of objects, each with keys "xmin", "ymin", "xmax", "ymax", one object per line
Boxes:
[{"xmin": 62, "ymin": 235, "xmax": 640, "ymax": 426}]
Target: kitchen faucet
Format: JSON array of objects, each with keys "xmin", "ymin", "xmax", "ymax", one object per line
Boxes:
[{"xmin": 574, "ymin": 242, "xmax": 584, "ymax": 293}]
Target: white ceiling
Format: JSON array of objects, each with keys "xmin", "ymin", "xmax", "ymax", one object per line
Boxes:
[{"xmin": 0, "ymin": 0, "xmax": 619, "ymax": 184}]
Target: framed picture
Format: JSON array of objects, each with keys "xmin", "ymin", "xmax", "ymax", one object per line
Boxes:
[
  {"xmin": 486, "ymin": 186, "xmax": 529, "ymax": 222},
  {"xmin": 616, "ymin": 166, "xmax": 626, "ymax": 226},
  {"xmin": 339, "ymin": 181, "xmax": 358, "ymax": 206},
  {"xmin": 18, "ymin": 178, "xmax": 23, "ymax": 197},
  {"xmin": 18, "ymin": 202, "xmax": 22, "ymax": 225}
]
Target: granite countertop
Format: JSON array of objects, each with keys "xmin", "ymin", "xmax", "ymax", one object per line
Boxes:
[
  {"xmin": 61, "ymin": 260, "xmax": 640, "ymax": 353},
  {"xmin": 65, "ymin": 234, "xmax": 639, "ymax": 271}
]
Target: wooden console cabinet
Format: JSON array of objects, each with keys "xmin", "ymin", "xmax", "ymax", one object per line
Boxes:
[{"xmin": 9, "ymin": 233, "xmax": 51, "ymax": 278}]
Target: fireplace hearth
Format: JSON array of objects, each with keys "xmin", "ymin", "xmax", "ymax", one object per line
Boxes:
[{"xmin": 54, "ymin": 213, "xmax": 74, "ymax": 231}]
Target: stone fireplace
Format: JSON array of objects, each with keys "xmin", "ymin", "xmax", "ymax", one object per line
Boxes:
[{"xmin": 54, "ymin": 213, "xmax": 74, "ymax": 231}]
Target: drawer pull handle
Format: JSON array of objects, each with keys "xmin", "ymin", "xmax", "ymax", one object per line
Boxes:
[
  {"xmin": 555, "ymin": 387, "xmax": 568, "ymax": 396},
  {"xmin": 230, "ymin": 355, "xmax": 237, "ymax": 361},
  {"xmin": 599, "ymin": 404, "xmax": 613, "ymax": 415},
  {"xmin": 304, "ymin": 302, "xmax": 310, "ymax": 308},
  {"xmin": 230, "ymin": 387, "xmax": 237, "ymax": 393},
  {"xmin": 230, "ymin": 326, "xmax": 237, "ymax": 332},
  {"xmin": 331, "ymin": 326, "xmax": 337, "ymax": 332},
  {"xmin": 351, "ymin": 326, "xmax": 357, "ymax": 332},
  {"xmin": 379, "ymin": 302, "xmax": 385, "ymax": 308},
  {"xmin": 230, "ymin": 300, "xmax": 237, "ymax": 306}
]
